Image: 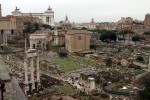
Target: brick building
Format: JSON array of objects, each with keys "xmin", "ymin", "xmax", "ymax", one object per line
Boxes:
[{"xmin": 65, "ymin": 30, "xmax": 90, "ymax": 53}]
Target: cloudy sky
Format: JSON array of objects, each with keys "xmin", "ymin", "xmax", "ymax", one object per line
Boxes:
[{"xmin": 0, "ymin": 0, "xmax": 150, "ymax": 23}]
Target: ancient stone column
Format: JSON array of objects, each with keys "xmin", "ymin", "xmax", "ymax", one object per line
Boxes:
[
  {"xmin": 24, "ymin": 58, "xmax": 29, "ymax": 94},
  {"xmin": 36, "ymin": 55, "xmax": 40, "ymax": 91},
  {"xmin": 24, "ymin": 58, "xmax": 28, "ymax": 84},
  {"xmin": 30, "ymin": 57, "xmax": 35, "ymax": 90},
  {"xmin": 36, "ymin": 55, "xmax": 40, "ymax": 82},
  {"xmin": 44, "ymin": 40, "xmax": 47, "ymax": 49},
  {"xmin": 3, "ymin": 34, "xmax": 6, "ymax": 45},
  {"xmin": 5, "ymin": 34, "xmax": 7, "ymax": 45},
  {"xmin": 30, "ymin": 39, "xmax": 33, "ymax": 49}
]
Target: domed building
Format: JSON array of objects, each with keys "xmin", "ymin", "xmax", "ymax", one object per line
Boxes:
[
  {"xmin": 88, "ymin": 18, "xmax": 97, "ymax": 30},
  {"xmin": 61, "ymin": 15, "xmax": 72, "ymax": 31},
  {"xmin": 12, "ymin": 6, "xmax": 55, "ymax": 26}
]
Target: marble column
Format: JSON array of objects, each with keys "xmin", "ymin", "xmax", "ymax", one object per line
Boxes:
[
  {"xmin": 24, "ymin": 58, "xmax": 29, "ymax": 94},
  {"xmin": 36, "ymin": 55, "xmax": 40, "ymax": 91},
  {"xmin": 6, "ymin": 34, "xmax": 7, "ymax": 45},
  {"xmin": 30, "ymin": 57, "xmax": 35, "ymax": 90},
  {"xmin": 49, "ymin": 17, "xmax": 51, "ymax": 25},
  {"xmin": 36, "ymin": 55, "xmax": 40, "ymax": 82},
  {"xmin": 3, "ymin": 34, "xmax": 6, "ymax": 45},
  {"xmin": 24, "ymin": 58, "xmax": 28, "ymax": 84},
  {"xmin": 30, "ymin": 39, "xmax": 33, "ymax": 49}
]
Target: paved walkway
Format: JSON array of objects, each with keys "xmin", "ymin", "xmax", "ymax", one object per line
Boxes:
[
  {"xmin": 11, "ymin": 76, "xmax": 27, "ymax": 100},
  {"xmin": 0, "ymin": 54, "xmax": 27, "ymax": 100},
  {"xmin": 0, "ymin": 55, "xmax": 11, "ymax": 81}
]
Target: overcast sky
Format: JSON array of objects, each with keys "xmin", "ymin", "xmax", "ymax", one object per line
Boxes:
[{"xmin": 0, "ymin": 0, "xmax": 150, "ymax": 23}]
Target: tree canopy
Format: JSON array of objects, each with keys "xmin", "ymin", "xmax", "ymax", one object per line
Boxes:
[
  {"xmin": 132, "ymin": 35, "xmax": 141, "ymax": 44},
  {"xmin": 119, "ymin": 30, "xmax": 135, "ymax": 35},
  {"xmin": 41, "ymin": 24, "xmax": 53, "ymax": 29},
  {"xmin": 100, "ymin": 30, "xmax": 117, "ymax": 42},
  {"xmin": 119, "ymin": 30, "xmax": 135, "ymax": 42},
  {"xmin": 136, "ymin": 56, "xmax": 144, "ymax": 63},
  {"xmin": 23, "ymin": 22, "xmax": 40, "ymax": 34}
]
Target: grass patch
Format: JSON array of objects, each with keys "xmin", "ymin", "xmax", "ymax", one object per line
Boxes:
[
  {"xmin": 56, "ymin": 85, "xmax": 75, "ymax": 95},
  {"xmin": 52, "ymin": 45, "xmax": 62, "ymax": 52},
  {"xmin": 80, "ymin": 92, "xmax": 89, "ymax": 100},
  {"xmin": 52, "ymin": 54, "xmax": 107, "ymax": 72},
  {"xmin": 54, "ymin": 58, "xmax": 80, "ymax": 72}
]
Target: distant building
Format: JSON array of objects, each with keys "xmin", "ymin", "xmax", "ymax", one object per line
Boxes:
[
  {"xmin": 12, "ymin": 6, "xmax": 55, "ymax": 26},
  {"xmin": 0, "ymin": 4, "xmax": 41, "ymax": 42},
  {"xmin": 61, "ymin": 15, "xmax": 72, "ymax": 31},
  {"xmin": 88, "ymin": 18, "xmax": 97, "ymax": 30},
  {"xmin": 0, "ymin": 15, "xmax": 41, "ymax": 40},
  {"xmin": 144, "ymin": 14, "xmax": 150, "ymax": 27},
  {"xmin": 53, "ymin": 15, "xmax": 72, "ymax": 45},
  {"xmin": 75, "ymin": 18, "xmax": 97, "ymax": 30},
  {"xmin": 65, "ymin": 30, "xmax": 90, "ymax": 53},
  {"xmin": 118, "ymin": 17, "xmax": 133, "ymax": 24},
  {"xmin": 97, "ymin": 22, "xmax": 118, "ymax": 30},
  {"xmin": 53, "ymin": 29, "xmax": 65, "ymax": 45}
]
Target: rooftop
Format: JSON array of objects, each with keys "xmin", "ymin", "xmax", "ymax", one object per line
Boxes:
[{"xmin": 66, "ymin": 30, "xmax": 90, "ymax": 34}]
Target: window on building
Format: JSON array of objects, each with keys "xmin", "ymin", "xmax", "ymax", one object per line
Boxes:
[
  {"xmin": 11, "ymin": 30, "xmax": 14, "ymax": 34},
  {"xmin": 46, "ymin": 17, "xmax": 49, "ymax": 22},
  {"xmin": 78, "ymin": 36, "xmax": 81, "ymax": 40},
  {"xmin": 1, "ymin": 30, "xmax": 3, "ymax": 35}
]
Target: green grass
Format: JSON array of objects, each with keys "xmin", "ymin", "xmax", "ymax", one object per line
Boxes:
[
  {"xmin": 120, "ymin": 67, "xmax": 145, "ymax": 75},
  {"xmin": 56, "ymin": 85, "xmax": 75, "ymax": 95},
  {"xmin": 52, "ymin": 54, "xmax": 107, "ymax": 72},
  {"xmin": 51, "ymin": 45, "xmax": 62, "ymax": 52},
  {"xmin": 54, "ymin": 58, "xmax": 80, "ymax": 72},
  {"xmin": 70, "ymin": 55, "xmax": 98, "ymax": 67}
]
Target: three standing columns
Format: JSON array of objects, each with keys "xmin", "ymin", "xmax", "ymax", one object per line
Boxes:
[{"xmin": 24, "ymin": 55, "xmax": 40, "ymax": 95}]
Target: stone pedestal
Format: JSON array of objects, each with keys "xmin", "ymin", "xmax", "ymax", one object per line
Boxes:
[{"xmin": 88, "ymin": 78, "xmax": 95, "ymax": 91}]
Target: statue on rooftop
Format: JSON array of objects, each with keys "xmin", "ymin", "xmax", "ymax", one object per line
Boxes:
[
  {"xmin": 15, "ymin": 6, "xmax": 20, "ymax": 11},
  {"xmin": 48, "ymin": 6, "xmax": 51, "ymax": 10}
]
